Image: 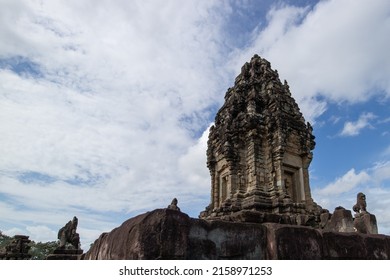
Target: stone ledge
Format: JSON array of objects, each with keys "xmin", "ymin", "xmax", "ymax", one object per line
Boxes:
[
  {"xmin": 46, "ymin": 249, "xmax": 84, "ymax": 260},
  {"xmin": 52, "ymin": 249, "xmax": 83, "ymax": 255},
  {"xmin": 47, "ymin": 254, "xmax": 82, "ymax": 260}
]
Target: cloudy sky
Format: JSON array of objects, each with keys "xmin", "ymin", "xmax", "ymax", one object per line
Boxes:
[{"xmin": 1, "ymin": 0, "xmax": 389, "ymax": 248}]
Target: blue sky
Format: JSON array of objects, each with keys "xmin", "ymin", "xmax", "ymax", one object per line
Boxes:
[{"xmin": 0, "ymin": 0, "xmax": 389, "ymax": 248}]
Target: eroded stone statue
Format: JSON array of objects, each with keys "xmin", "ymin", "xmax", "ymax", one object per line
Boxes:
[
  {"xmin": 353, "ymin": 192, "xmax": 367, "ymax": 215},
  {"xmin": 167, "ymin": 198, "xmax": 181, "ymax": 212},
  {"xmin": 58, "ymin": 216, "xmax": 80, "ymax": 249},
  {"xmin": 46, "ymin": 216, "xmax": 83, "ymax": 259},
  {"xmin": 352, "ymin": 192, "xmax": 378, "ymax": 234}
]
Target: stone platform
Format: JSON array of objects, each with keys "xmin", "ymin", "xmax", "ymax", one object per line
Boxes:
[{"xmin": 83, "ymin": 209, "xmax": 390, "ymax": 260}]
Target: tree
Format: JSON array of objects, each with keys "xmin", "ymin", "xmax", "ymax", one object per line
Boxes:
[
  {"xmin": 29, "ymin": 241, "xmax": 58, "ymax": 260},
  {"xmin": 0, "ymin": 231, "xmax": 12, "ymax": 249}
]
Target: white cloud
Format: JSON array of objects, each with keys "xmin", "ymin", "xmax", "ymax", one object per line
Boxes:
[
  {"xmin": 3, "ymin": 227, "xmax": 25, "ymax": 237},
  {"xmin": 178, "ymin": 125, "xmax": 211, "ymax": 191},
  {"xmin": 378, "ymin": 117, "xmax": 390, "ymax": 124},
  {"xmin": 371, "ymin": 161, "xmax": 390, "ymax": 183},
  {"xmin": 0, "ymin": 0, "xmax": 233, "ymax": 246},
  {"xmin": 25, "ymin": 225, "xmax": 57, "ymax": 242},
  {"xmin": 318, "ymin": 168, "xmax": 370, "ymax": 196},
  {"xmin": 340, "ymin": 112, "xmax": 376, "ymax": 136},
  {"xmin": 0, "ymin": 3, "xmax": 227, "ymax": 188},
  {"xmin": 230, "ymin": 0, "xmax": 390, "ymax": 122}
]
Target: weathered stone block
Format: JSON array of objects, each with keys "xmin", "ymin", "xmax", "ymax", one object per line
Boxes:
[
  {"xmin": 320, "ymin": 212, "xmax": 330, "ymax": 228},
  {"xmin": 363, "ymin": 235, "xmax": 389, "ymax": 259},
  {"xmin": 229, "ymin": 210, "xmax": 282, "ymax": 224},
  {"xmin": 188, "ymin": 218, "xmax": 267, "ymax": 259},
  {"xmin": 47, "ymin": 253, "xmax": 82, "ymax": 260},
  {"xmin": 354, "ymin": 213, "xmax": 378, "ymax": 234},
  {"xmin": 187, "ymin": 238, "xmax": 217, "ymax": 260},
  {"xmin": 52, "ymin": 248, "xmax": 83, "ymax": 255},
  {"xmin": 84, "ymin": 209, "xmax": 191, "ymax": 260},
  {"xmin": 324, "ymin": 208, "xmax": 354, "ymax": 232},
  {"xmin": 265, "ymin": 223, "xmax": 323, "ymax": 260},
  {"xmin": 323, "ymin": 232, "xmax": 367, "ymax": 259},
  {"xmin": 1, "ymin": 235, "xmax": 32, "ymax": 260},
  {"xmin": 47, "ymin": 248, "xmax": 83, "ymax": 260}
]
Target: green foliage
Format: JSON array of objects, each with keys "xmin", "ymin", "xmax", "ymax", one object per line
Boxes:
[
  {"xmin": 1, "ymin": 231, "xmax": 58, "ymax": 260},
  {"xmin": 0, "ymin": 232, "xmax": 12, "ymax": 257},
  {"xmin": 0, "ymin": 231, "xmax": 12, "ymax": 251},
  {"xmin": 29, "ymin": 241, "xmax": 58, "ymax": 260}
]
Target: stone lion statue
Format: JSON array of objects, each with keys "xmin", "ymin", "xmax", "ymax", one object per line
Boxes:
[
  {"xmin": 353, "ymin": 192, "xmax": 367, "ymax": 214},
  {"xmin": 167, "ymin": 198, "xmax": 181, "ymax": 212},
  {"xmin": 57, "ymin": 216, "xmax": 80, "ymax": 249}
]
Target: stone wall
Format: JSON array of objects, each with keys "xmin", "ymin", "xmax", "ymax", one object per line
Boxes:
[{"xmin": 83, "ymin": 209, "xmax": 390, "ymax": 260}]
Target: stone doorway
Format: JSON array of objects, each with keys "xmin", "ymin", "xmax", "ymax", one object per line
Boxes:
[
  {"xmin": 283, "ymin": 166, "xmax": 301, "ymax": 203},
  {"xmin": 219, "ymin": 174, "xmax": 229, "ymax": 205}
]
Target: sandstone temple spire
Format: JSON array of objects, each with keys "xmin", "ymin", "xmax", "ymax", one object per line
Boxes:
[{"xmin": 200, "ymin": 54, "xmax": 322, "ymax": 225}]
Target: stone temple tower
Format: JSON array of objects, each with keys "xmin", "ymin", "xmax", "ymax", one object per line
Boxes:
[{"xmin": 200, "ymin": 55, "xmax": 323, "ymax": 225}]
